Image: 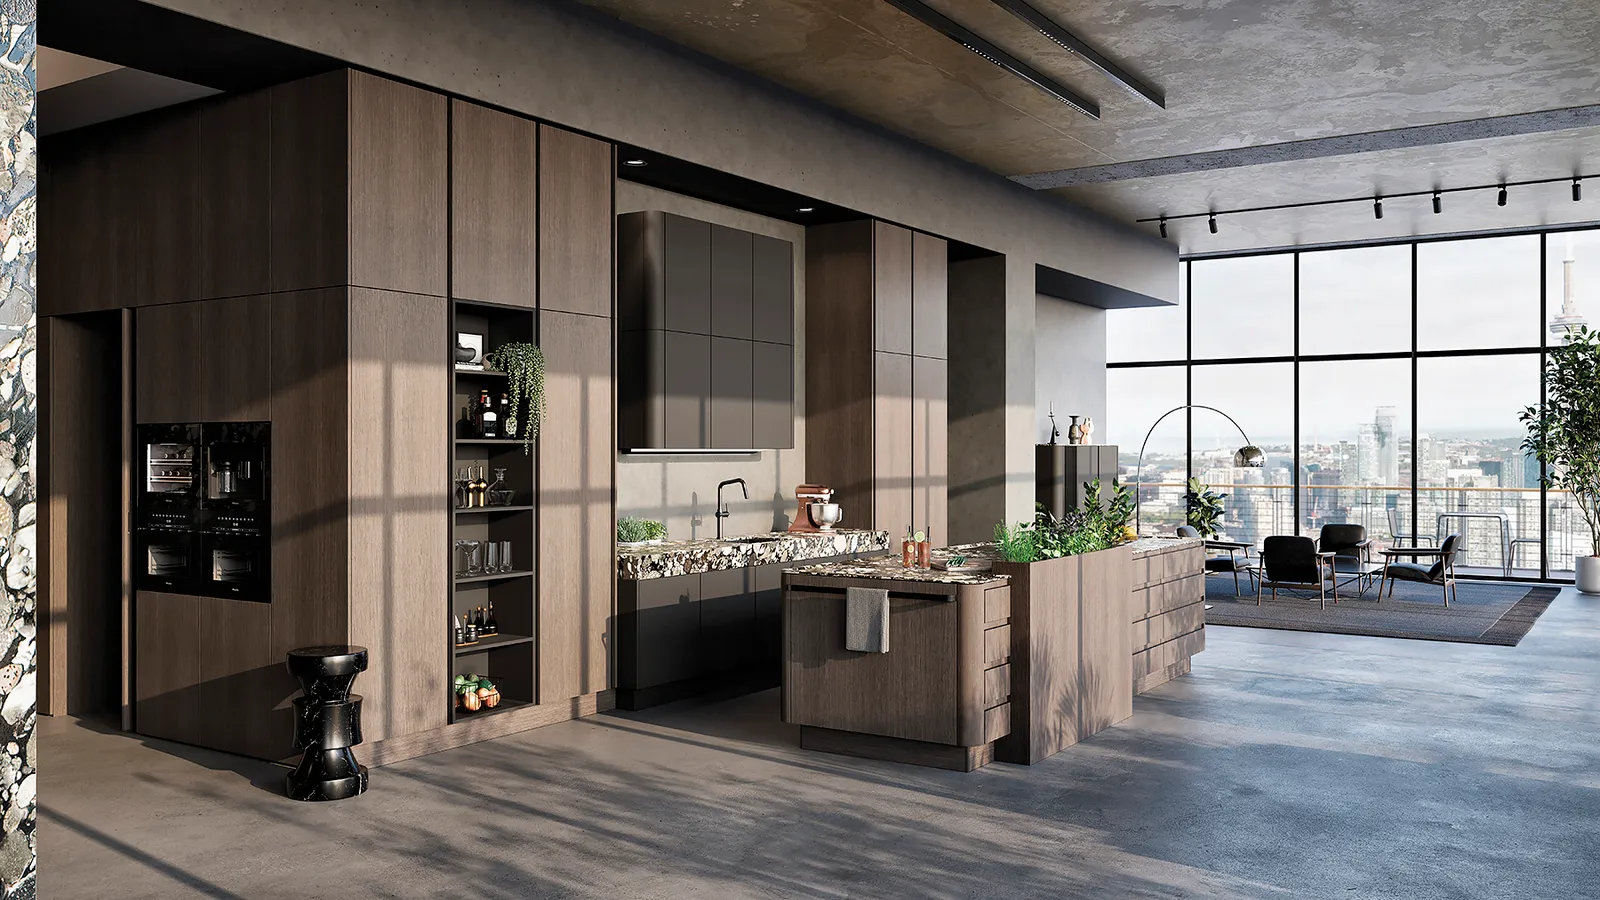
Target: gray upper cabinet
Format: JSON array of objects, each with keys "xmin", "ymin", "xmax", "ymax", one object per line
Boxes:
[
  {"xmin": 618, "ymin": 210, "xmax": 796, "ymax": 450},
  {"xmin": 752, "ymin": 234, "xmax": 793, "ymax": 345},
  {"xmin": 664, "ymin": 214, "xmax": 711, "ymax": 333},
  {"xmin": 710, "ymin": 225, "xmax": 754, "ymax": 339}
]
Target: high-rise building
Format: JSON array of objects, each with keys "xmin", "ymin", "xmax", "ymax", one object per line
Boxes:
[
  {"xmin": 1375, "ymin": 406, "xmax": 1399, "ymax": 488},
  {"xmin": 1551, "ymin": 235, "xmax": 1589, "ymax": 341}
]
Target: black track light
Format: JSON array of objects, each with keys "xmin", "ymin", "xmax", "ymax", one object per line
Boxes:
[
  {"xmin": 1158, "ymin": 216, "xmax": 1168, "ymax": 238},
  {"xmin": 1373, "ymin": 196, "xmax": 1383, "ymax": 219},
  {"xmin": 1575, "ymin": 177, "xmax": 1583, "ymax": 202},
  {"xmin": 1432, "ymin": 190, "xmax": 1442, "ymax": 214},
  {"xmin": 1498, "ymin": 184, "xmax": 1508, "ymax": 206},
  {"xmin": 1208, "ymin": 212, "xmax": 1217, "ymax": 234}
]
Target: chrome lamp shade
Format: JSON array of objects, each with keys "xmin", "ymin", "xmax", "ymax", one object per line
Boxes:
[{"xmin": 1233, "ymin": 445, "xmax": 1266, "ymax": 468}]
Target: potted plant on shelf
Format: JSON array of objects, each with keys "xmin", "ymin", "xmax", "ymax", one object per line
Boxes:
[
  {"xmin": 1184, "ymin": 478, "xmax": 1227, "ymax": 538},
  {"xmin": 1522, "ymin": 325, "xmax": 1600, "ymax": 593},
  {"xmin": 484, "ymin": 342, "xmax": 546, "ymax": 454}
]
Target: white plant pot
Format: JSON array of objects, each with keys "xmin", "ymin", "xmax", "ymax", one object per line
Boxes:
[{"xmin": 1577, "ymin": 556, "xmax": 1600, "ymax": 595}]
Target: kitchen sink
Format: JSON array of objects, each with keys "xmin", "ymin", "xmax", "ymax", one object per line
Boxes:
[{"xmin": 720, "ymin": 536, "xmax": 779, "ymax": 544}]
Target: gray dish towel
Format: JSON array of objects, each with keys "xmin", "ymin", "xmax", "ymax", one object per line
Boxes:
[{"xmin": 845, "ymin": 587, "xmax": 890, "ymax": 653}]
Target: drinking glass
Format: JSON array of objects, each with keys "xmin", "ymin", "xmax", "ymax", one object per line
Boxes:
[
  {"xmin": 497, "ymin": 541, "xmax": 513, "ymax": 573},
  {"xmin": 485, "ymin": 541, "xmax": 502, "ymax": 573}
]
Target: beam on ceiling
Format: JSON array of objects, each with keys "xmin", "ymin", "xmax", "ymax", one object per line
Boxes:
[
  {"xmin": 987, "ymin": 0, "xmax": 1163, "ymax": 109},
  {"xmin": 1012, "ymin": 103, "xmax": 1600, "ymax": 189},
  {"xmin": 879, "ymin": 0, "xmax": 1099, "ymax": 119}
]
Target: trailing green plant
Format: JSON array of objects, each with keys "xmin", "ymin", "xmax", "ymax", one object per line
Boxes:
[
  {"xmin": 1521, "ymin": 325, "xmax": 1600, "ymax": 558},
  {"xmin": 484, "ymin": 342, "xmax": 546, "ymax": 455},
  {"xmin": 1184, "ymin": 477, "xmax": 1228, "ymax": 538},
  {"xmin": 617, "ymin": 516, "xmax": 667, "ymax": 543}
]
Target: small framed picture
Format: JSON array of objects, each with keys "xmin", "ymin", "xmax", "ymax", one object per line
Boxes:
[{"xmin": 455, "ymin": 332, "xmax": 485, "ymax": 369}]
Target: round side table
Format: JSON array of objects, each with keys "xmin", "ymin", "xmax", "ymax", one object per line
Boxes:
[{"xmin": 285, "ymin": 645, "xmax": 370, "ymax": 801}]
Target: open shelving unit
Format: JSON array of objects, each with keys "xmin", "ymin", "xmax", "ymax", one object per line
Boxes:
[{"xmin": 450, "ymin": 299, "xmax": 539, "ymax": 721}]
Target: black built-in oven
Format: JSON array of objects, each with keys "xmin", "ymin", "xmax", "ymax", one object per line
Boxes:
[{"xmin": 135, "ymin": 422, "xmax": 271, "ymax": 601}]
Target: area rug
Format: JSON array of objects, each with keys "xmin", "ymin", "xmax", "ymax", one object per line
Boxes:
[{"xmin": 1203, "ymin": 574, "xmax": 1560, "ymax": 646}]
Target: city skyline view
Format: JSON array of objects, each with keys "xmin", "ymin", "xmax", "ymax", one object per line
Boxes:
[{"xmin": 1106, "ymin": 229, "xmax": 1596, "ymax": 577}]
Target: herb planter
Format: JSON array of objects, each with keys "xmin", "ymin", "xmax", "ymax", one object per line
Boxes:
[{"xmin": 992, "ymin": 544, "xmax": 1133, "ymax": 765}]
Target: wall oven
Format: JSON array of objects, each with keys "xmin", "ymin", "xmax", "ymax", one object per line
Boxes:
[{"xmin": 135, "ymin": 422, "xmax": 271, "ymax": 601}]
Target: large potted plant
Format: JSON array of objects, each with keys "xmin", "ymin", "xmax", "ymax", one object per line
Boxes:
[
  {"xmin": 1184, "ymin": 477, "xmax": 1227, "ymax": 538},
  {"xmin": 989, "ymin": 480, "xmax": 1136, "ymax": 764},
  {"xmin": 1521, "ymin": 326, "xmax": 1600, "ymax": 593}
]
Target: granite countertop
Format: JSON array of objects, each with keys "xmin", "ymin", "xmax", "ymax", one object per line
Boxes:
[
  {"xmin": 1125, "ymin": 536, "xmax": 1204, "ymax": 558},
  {"xmin": 785, "ymin": 550, "xmax": 1009, "ymax": 586},
  {"xmin": 618, "ymin": 529, "xmax": 890, "ymax": 580}
]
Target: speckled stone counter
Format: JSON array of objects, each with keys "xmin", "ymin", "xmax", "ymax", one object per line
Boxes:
[
  {"xmin": 617, "ymin": 529, "xmax": 889, "ymax": 580},
  {"xmin": 785, "ymin": 551, "xmax": 1008, "ymax": 587},
  {"xmin": 1126, "ymin": 536, "xmax": 1204, "ymax": 558}
]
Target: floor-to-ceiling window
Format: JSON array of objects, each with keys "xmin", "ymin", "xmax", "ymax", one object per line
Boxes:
[{"xmin": 1108, "ymin": 228, "xmax": 1596, "ymax": 581}]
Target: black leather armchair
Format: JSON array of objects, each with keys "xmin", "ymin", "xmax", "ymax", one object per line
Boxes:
[
  {"xmin": 1318, "ymin": 523, "xmax": 1374, "ymax": 592},
  {"xmin": 1380, "ymin": 533, "xmax": 1462, "ymax": 606},
  {"xmin": 1257, "ymin": 535, "xmax": 1339, "ymax": 609}
]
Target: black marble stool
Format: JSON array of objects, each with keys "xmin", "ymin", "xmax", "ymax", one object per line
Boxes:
[{"xmin": 285, "ymin": 645, "xmax": 370, "ymax": 801}]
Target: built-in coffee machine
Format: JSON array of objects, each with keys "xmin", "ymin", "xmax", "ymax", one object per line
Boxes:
[{"xmin": 136, "ymin": 422, "xmax": 271, "ymax": 601}]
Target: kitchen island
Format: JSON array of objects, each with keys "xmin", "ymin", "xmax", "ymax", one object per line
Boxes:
[
  {"xmin": 616, "ymin": 529, "xmax": 889, "ymax": 709},
  {"xmin": 782, "ymin": 554, "xmax": 1013, "ymax": 772}
]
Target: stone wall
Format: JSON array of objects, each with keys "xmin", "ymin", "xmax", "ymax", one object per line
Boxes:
[{"xmin": 0, "ymin": 0, "xmax": 34, "ymax": 895}]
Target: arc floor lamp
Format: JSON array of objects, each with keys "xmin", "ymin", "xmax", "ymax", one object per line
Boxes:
[{"xmin": 1134, "ymin": 404, "xmax": 1265, "ymax": 534}]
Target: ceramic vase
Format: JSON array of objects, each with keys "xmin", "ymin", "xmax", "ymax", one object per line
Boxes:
[
  {"xmin": 1067, "ymin": 415, "xmax": 1083, "ymax": 445},
  {"xmin": 1578, "ymin": 555, "xmax": 1600, "ymax": 595}
]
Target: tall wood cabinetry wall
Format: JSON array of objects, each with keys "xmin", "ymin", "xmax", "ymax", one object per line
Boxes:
[
  {"xmin": 38, "ymin": 69, "xmax": 615, "ymax": 764},
  {"xmin": 805, "ymin": 221, "xmax": 948, "ymax": 543}
]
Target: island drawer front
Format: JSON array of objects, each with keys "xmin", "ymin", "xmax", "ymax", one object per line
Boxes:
[
  {"xmin": 1143, "ymin": 546, "xmax": 1204, "ymax": 589},
  {"xmin": 984, "ymin": 703, "xmax": 1011, "ymax": 742},
  {"xmin": 1132, "ymin": 573, "xmax": 1205, "ymax": 623},
  {"xmin": 983, "ymin": 585, "xmax": 1011, "ymax": 625},
  {"xmin": 984, "ymin": 664, "xmax": 1011, "ymax": 706},
  {"xmin": 984, "ymin": 625, "xmax": 1010, "ymax": 665}
]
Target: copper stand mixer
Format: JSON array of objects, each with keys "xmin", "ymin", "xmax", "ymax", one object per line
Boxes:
[{"xmin": 787, "ymin": 484, "xmax": 843, "ymax": 532}]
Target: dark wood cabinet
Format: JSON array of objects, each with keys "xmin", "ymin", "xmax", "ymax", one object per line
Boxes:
[
  {"xmin": 753, "ymin": 342, "xmax": 794, "ymax": 450},
  {"xmin": 451, "ymin": 100, "xmax": 538, "ymax": 307},
  {"xmin": 197, "ymin": 90, "xmax": 271, "ymax": 300},
  {"xmin": 270, "ymin": 71, "xmax": 349, "ymax": 293},
  {"xmin": 618, "ymin": 211, "xmax": 795, "ymax": 450},
  {"xmin": 539, "ymin": 125, "xmax": 614, "ymax": 318},
  {"xmin": 710, "ymin": 337, "xmax": 754, "ymax": 449},
  {"xmin": 806, "ymin": 220, "xmax": 947, "ymax": 537},
  {"xmin": 134, "ymin": 295, "xmax": 273, "ymax": 423},
  {"xmin": 752, "ymin": 234, "xmax": 794, "ymax": 345},
  {"xmin": 913, "ymin": 231, "xmax": 948, "ymax": 360},
  {"xmin": 348, "ymin": 72, "xmax": 449, "ymax": 297},
  {"xmin": 538, "ymin": 310, "xmax": 615, "ymax": 704},
  {"xmin": 711, "ymin": 225, "xmax": 754, "ymax": 338},
  {"xmin": 664, "ymin": 214, "xmax": 711, "ymax": 333},
  {"xmin": 913, "ymin": 356, "xmax": 949, "ymax": 543}
]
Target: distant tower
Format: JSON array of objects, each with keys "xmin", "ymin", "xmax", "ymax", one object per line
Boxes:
[
  {"xmin": 1374, "ymin": 406, "xmax": 1399, "ymax": 489},
  {"xmin": 1550, "ymin": 236, "xmax": 1589, "ymax": 341}
]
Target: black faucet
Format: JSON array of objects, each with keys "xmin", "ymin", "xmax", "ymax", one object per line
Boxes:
[{"xmin": 715, "ymin": 478, "xmax": 748, "ymax": 540}]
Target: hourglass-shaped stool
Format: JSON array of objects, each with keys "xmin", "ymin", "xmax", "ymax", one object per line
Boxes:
[{"xmin": 285, "ymin": 645, "xmax": 369, "ymax": 801}]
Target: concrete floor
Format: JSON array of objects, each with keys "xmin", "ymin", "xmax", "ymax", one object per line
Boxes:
[{"xmin": 39, "ymin": 588, "xmax": 1600, "ymax": 900}]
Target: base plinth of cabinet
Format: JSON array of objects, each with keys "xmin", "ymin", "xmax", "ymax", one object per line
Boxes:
[
  {"xmin": 616, "ymin": 668, "xmax": 778, "ymax": 711},
  {"xmin": 1134, "ymin": 657, "xmax": 1192, "ymax": 695},
  {"xmin": 799, "ymin": 726, "xmax": 996, "ymax": 772}
]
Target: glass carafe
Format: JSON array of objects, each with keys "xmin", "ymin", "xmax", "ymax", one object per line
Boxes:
[{"xmin": 487, "ymin": 468, "xmax": 513, "ymax": 507}]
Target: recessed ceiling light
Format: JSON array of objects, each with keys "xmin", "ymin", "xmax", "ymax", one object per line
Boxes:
[
  {"xmin": 796, "ymin": 207, "xmax": 815, "ymax": 213},
  {"xmin": 622, "ymin": 158, "xmax": 648, "ymax": 167}
]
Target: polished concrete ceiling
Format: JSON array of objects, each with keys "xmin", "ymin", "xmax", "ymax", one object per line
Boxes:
[{"xmin": 570, "ymin": 0, "xmax": 1600, "ymax": 253}]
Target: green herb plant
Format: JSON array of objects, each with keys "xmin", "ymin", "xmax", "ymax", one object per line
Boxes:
[
  {"xmin": 617, "ymin": 516, "xmax": 667, "ymax": 543},
  {"xmin": 991, "ymin": 479, "xmax": 1136, "ymax": 563},
  {"xmin": 484, "ymin": 342, "xmax": 546, "ymax": 455}
]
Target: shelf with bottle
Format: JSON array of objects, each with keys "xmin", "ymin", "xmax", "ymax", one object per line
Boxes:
[{"xmin": 453, "ymin": 465, "xmax": 521, "ymax": 510}]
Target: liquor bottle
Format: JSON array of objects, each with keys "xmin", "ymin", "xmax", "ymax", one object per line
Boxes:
[
  {"xmin": 478, "ymin": 390, "xmax": 498, "ymax": 438},
  {"xmin": 470, "ymin": 466, "xmax": 489, "ymax": 507},
  {"xmin": 499, "ymin": 393, "xmax": 515, "ymax": 439},
  {"xmin": 484, "ymin": 599, "xmax": 498, "ymax": 636}
]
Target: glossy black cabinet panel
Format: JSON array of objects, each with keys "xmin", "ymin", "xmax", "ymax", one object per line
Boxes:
[
  {"xmin": 621, "ymin": 574, "xmax": 702, "ymax": 690},
  {"xmin": 700, "ymin": 568, "xmax": 754, "ymax": 675}
]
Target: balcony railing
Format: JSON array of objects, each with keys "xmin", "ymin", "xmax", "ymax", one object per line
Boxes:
[{"xmin": 1131, "ymin": 481, "xmax": 1591, "ymax": 576}]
